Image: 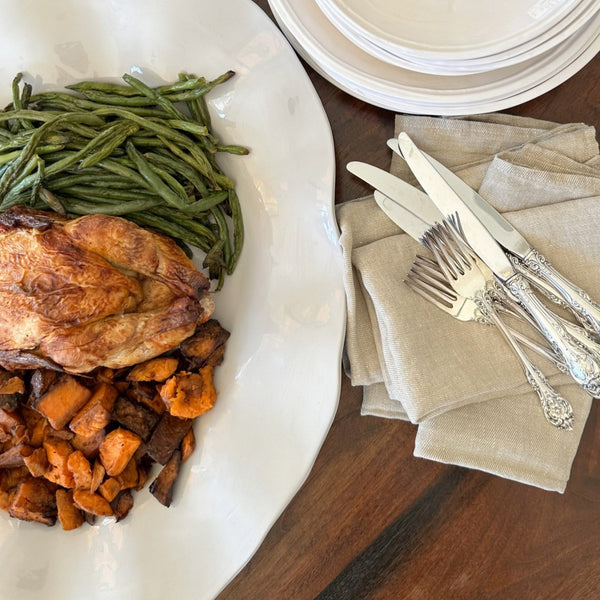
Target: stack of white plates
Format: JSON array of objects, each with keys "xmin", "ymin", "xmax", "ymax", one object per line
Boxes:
[{"xmin": 268, "ymin": 0, "xmax": 600, "ymax": 115}]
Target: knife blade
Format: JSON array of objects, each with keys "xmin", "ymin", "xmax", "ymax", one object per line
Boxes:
[
  {"xmin": 397, "ymin": 132, "xmax": 516, "ymax": 282},
  {"xmin": 372, "ymin": 190, "xmax": 430, "ymax": 240},
  {"xmin": 389, "ymin": 136, "xmax": 600, "ymax": 336},
  {"xmin": 346, "ymin": 161, "xmax": 443, "ymax": 225},
  {"xmin": 397, "ymin": 131, "xmax": 600, "ymax": 396}
]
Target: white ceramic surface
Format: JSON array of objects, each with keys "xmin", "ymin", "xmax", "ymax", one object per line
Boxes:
[
  {"xmin": 0, "ymin": 1, "xmax": 345, "ymax": 599},
  {"xmin": 315, "ymin": 0, "xmax": 600, "ymax": 75},
  {"xmin": 320, "ymin": 0, "xmax": 584, "ymax": 59},
  {"xmin": 270, "ymin": 0, "xmax": 600, "ymax": 115}
]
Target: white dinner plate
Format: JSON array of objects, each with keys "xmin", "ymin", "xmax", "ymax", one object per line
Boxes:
[
  {"xmin": 319, "ymin": 0, "xmax": 585, "ymax": 60},
  {"xmin": 315, "ymin": 0, "xmax": 600, "ymax": 75},
  {"xmin": 270, "ymin": 0, "xmax": 600, "ymax": 115},
  {"xmin": 0, "ymin": 1, "xmax": 344, "ymax": 599}
]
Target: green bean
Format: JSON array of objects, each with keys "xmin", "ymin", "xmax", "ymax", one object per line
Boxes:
[
  {"xmin": 123, "ymin": 74, "xmax": 186, "ymax": 120},
  {"xmin": 145, "ymin": 151, "xmax": 208, "ymax": 195},
  {"xmin": 46, "ymin": 173, "xmax": 137, "ymax": 190},
  {"xmin": 227, "ymin": 189, "xmax": 244, "ymax": 274},
  {"xmin": 56, "ymin": 185, "xmax": 158, "ymax": 203},
  {"xmin": 211, "ymin": 205, "xmax": 232, "ymax": 268},
  {"xmin": 60, "ymin": 195, "xmax": 163, "ymax": 216},
  {"xmin": 125, "ymin": 140, "xmax": 187, "ymax": 209},
  {"xmin": 79, "ymin": 121, "xmax": 139, "ymax": 169},
  {"xmin": 38, "ymin": 187, "xmax": 67, "ymax": 215},
  {"xmin": 0, "ymin": 144, "xmax": 66, "ymax": 166}
]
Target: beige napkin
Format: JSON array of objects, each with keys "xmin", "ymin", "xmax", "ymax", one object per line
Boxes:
[{"xmin": 337, "ymin": 113, "xmax": 600, "ymax": 492}]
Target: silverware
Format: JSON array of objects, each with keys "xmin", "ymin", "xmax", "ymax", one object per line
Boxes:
[
  {"xmin": 420, "ymin": 219, "xmax": 574, "ymax": 430},
  {"xmin": 397, "ymin": 132, "xmax": 600, "ymax": 398},
  {"xmin": 388, "ymin": 136, "xmax": 600, "ymax": 337},
  {"xmin": 406, "ymin": 254, "xmax": 566, "ymax": 373},
  {"xmin": 348, "ymin": 160, "xmax": 599, "ymax": 331}
]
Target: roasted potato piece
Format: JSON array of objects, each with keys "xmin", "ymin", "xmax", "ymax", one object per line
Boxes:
[
  {"xmin": 43, "ymin": 437, "xmax": 74, "ymax": 488},
  {"xmin": 31, "ymin": 374, "xmax": 92, "ymax": 430},
  {"xmin": 90, "ymin": 459, "xmax": 105, "ymax": 494},
  {"xmin": 0, "ymin": 443, "xmax": 32, "ymax": 468},
  {"xmin": 111, "ymin": 396, "xmax": 159, "ymax": 441},
  {"xmin": 69, "ymin": 382, "xmax": 117, "ymax": 437},
  {"xmin": 126, "ymin": 382, "xmax": 166, "ymax": 415},
  {"xmin": 126, "ymin": 357, "xmax": 179, "ymax": 382},
  {"xmin": 180, "ymin": 427, "xmax": 196, "ymax": 462},
  {"xmin": 23, "ymin": 447, "xmax": 49, "ymax": 478},
  {"xmin": 71, "ymin": 429, "xmax": 105, "ymax": 459},
  {"xmin": 149, "ymin": 449, "xmax": 181, "ymax": 507},
  {"xmin": 9, "ymin": 477, "xmax": 57, "ymax": 526},
  {"xmin": 146, "ymin": 413, "xmax": 192, "ymax": 465},
  {"xmin": 72, "ymin": 489, "xmax": 114, "ymax": 517},
  {"xmin": 0, "ymin": 372, "xmax": 25, "ymax": 411},
  {"xmin": 111, "ymin": 489, "xmax": 134, "ymax": 522},
  {"xmin": 67, "ymin": 450, "xmax": 93, "ymax": 489},
  {"xmin": 98, "ymin": 478, "xmax": 121, "ymax": 503},
  {"xmin": 159, "ymin": 366, "xmax": 216, "ymax": 419},
  {"xmin": 99, "ymin": 428, "xmax": 141, "ymax": 476},
  {"xmin": 180, "ymin": 319, "xmax": 230, "ymax": 368},
  {"xmin": 56, "ymin": 489, "xmax": 84, "ymax": 531}
]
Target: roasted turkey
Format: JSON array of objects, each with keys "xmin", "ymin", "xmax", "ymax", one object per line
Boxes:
[{"xmin": 0, "ymin": 207, "xmax": 213, "ymax": 373}]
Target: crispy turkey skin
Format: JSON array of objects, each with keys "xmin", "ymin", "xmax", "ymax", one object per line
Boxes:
[{"xmin": 0, "ymin": 207, "xmax": 213, "ymax": 373}]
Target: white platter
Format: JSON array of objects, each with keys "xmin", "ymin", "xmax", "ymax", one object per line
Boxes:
[
  {"xmin": 270, "ymin": 0, "xmax": 600, "ymax": 115},
  {"xmin": 0, "ymin": 1, "xmax": 345, "ymax": 599}
]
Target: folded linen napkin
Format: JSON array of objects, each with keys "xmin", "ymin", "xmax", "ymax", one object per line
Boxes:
[{"xmin": 337, "ymin": 113, "xmax": 600, "ymax": 492}]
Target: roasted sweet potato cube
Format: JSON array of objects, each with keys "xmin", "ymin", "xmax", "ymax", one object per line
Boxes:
[
  {"xmin": 71, "ymin": 429, "xmax": 105, "ymax": 459},
  {"xmin": 72, "ymin": 489, "xmax": 114, "ymax": 517},
  {"xmin": 23, "ymin": 447, "xmax": 49, "ymax": 478},
  {"xmin": 0, "ymin": 373, "xmax": 25, "ymax": 411},
  {"xmin": 180, "ymin": 428, "xmax": 196, "ymax": 462},
  {"xmin": 69, "ymin": 382, "xmax": 117, "ymax": 437},
  {"xmin": 115, "ymin": 458, "xmax": 138, "ymax": 489},
  {"xmin": 30, "ymin": 369, "xmax": 58, "ymax": 399},
  {"xmin": 135, "ymin": 455, "xmax": 153, "ymax": 491},
  {"xmin": 98, "ymin": 477, "xmax": 121, "ymax": 503},
  {"xmin": 111, "ymin": 489, "xmax": 134, "ymax": 522},
  {"xmin": 126, "ymin": 357, "xmax": 179, "ymax": 382},
  {"xmin": 43, "ymin": 438, "xmax": 74, "ymax": 488},
  {"xmin": 56, "ymin": 489, "xmax": 84, "ymax": 531},
  {"xmin": 99, "ymin": 428, "xmax": 141, "ymax": 476},
  {"xmin": 159, "ymin": 366, "xmax": 216, "ymax": 419},
  {"xmin": 90, "ymin": 459, "xmax": 105, "ymax": 494},
  {"xmin": 146, "ymin": 413, "xmax": 192, "ymax": 465},
  {"xmin": 29, "ymin": 418, "xmax": 50, "ymax": 448},
  {"xmin": 0, "ymin": 408, "xmax": 24, "ymax": 433},
  {"xmin": 180, "ymin": 319, "xmax": 230, "ymax": 368},
  {"xmin": 9, "ymin": 478, "xmax": 57, "ymax": 526},
  {"xmin": 32, "ymin": 375, "xmax": 92, "ymax": 430},
  {"xmin": 67, "ymin": 450, "xmax": 93, "ymax": 489},
  {"xmin": 111, "ymin": 396, "xmax": 159, "ymax": 441},
  {"xmin": 149, "ymin": 449, "xmax": 181, "ymax": 507},
  {"xmin": 0, "ymin": 443, "xmax": 33, "ymax": 468},
  {"xmin": 126, "ymin": 382, "xmax": 165, "ymax": 415}
]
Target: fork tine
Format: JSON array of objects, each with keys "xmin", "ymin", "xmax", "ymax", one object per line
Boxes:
[
  {"xmin": 406, "ymin": 269, "xmax": 457, "ymax": 305},
  {"xmin": 405, "ymin": 274, "xmax": 454, "ymax": 312}
]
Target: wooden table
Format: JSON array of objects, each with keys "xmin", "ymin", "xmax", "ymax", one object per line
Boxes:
[{"xmin": 219, "ymin": 3, "xmax": 600, "ymax": 598}]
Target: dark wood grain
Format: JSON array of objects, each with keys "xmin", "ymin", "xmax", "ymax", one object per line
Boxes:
[{"xmin": 218, "ymin": 3, "xmax": 600, "ymax": 598}]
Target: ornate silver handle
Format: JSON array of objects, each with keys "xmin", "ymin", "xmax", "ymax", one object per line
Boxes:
[
  {"xmin": 522, "ymin": 249, "xmax": 600, "ymax": 336},
  {"xmin": 475, "ymin": 290, "xmax": 573, "ymax": 430},
  {"xmin": 506, "ymin": 272, "xmax": 600, "ymax": 397}
]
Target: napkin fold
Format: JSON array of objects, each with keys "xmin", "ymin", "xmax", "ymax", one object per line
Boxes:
[{"xmin": 337, "ymin": 113, "xmax": 600, "ymax": 492}]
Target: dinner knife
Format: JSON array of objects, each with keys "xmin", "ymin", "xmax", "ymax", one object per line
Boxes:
[
  {"xmin": 387, "ymin": 137, "xmax": 600, "ymax": 337},
  {"xmin": 397, "ymin": 131, "xmax": 600, "ymax": 397}
]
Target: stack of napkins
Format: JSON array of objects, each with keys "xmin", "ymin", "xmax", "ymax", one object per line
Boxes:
[{"xmin": 337, "ymin": 113, "xmax": 600, "ymax": 492}]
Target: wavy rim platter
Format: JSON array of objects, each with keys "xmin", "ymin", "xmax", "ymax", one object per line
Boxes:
[{"xmin": 0, "ymin": 1, "xmax": 345, "ymax": 599}]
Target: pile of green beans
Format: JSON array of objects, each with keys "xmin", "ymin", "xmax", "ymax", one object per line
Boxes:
[{"xmin": 0, "ymin": 71, "xmax": 247, "ymax": 289}]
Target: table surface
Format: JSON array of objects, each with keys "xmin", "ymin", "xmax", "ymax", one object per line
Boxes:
[{"xmin": 218, "ymin": 3, "xmax": 600, "ymax": 599}]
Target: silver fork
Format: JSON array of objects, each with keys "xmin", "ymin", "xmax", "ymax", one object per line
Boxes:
[
  {"xmin": 406, "ymin": 255, "xmax": 567, "ymax": 373},
  {"xmin": 420, "ymin": 220, "xmax": 574, "ymax": 431}
]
